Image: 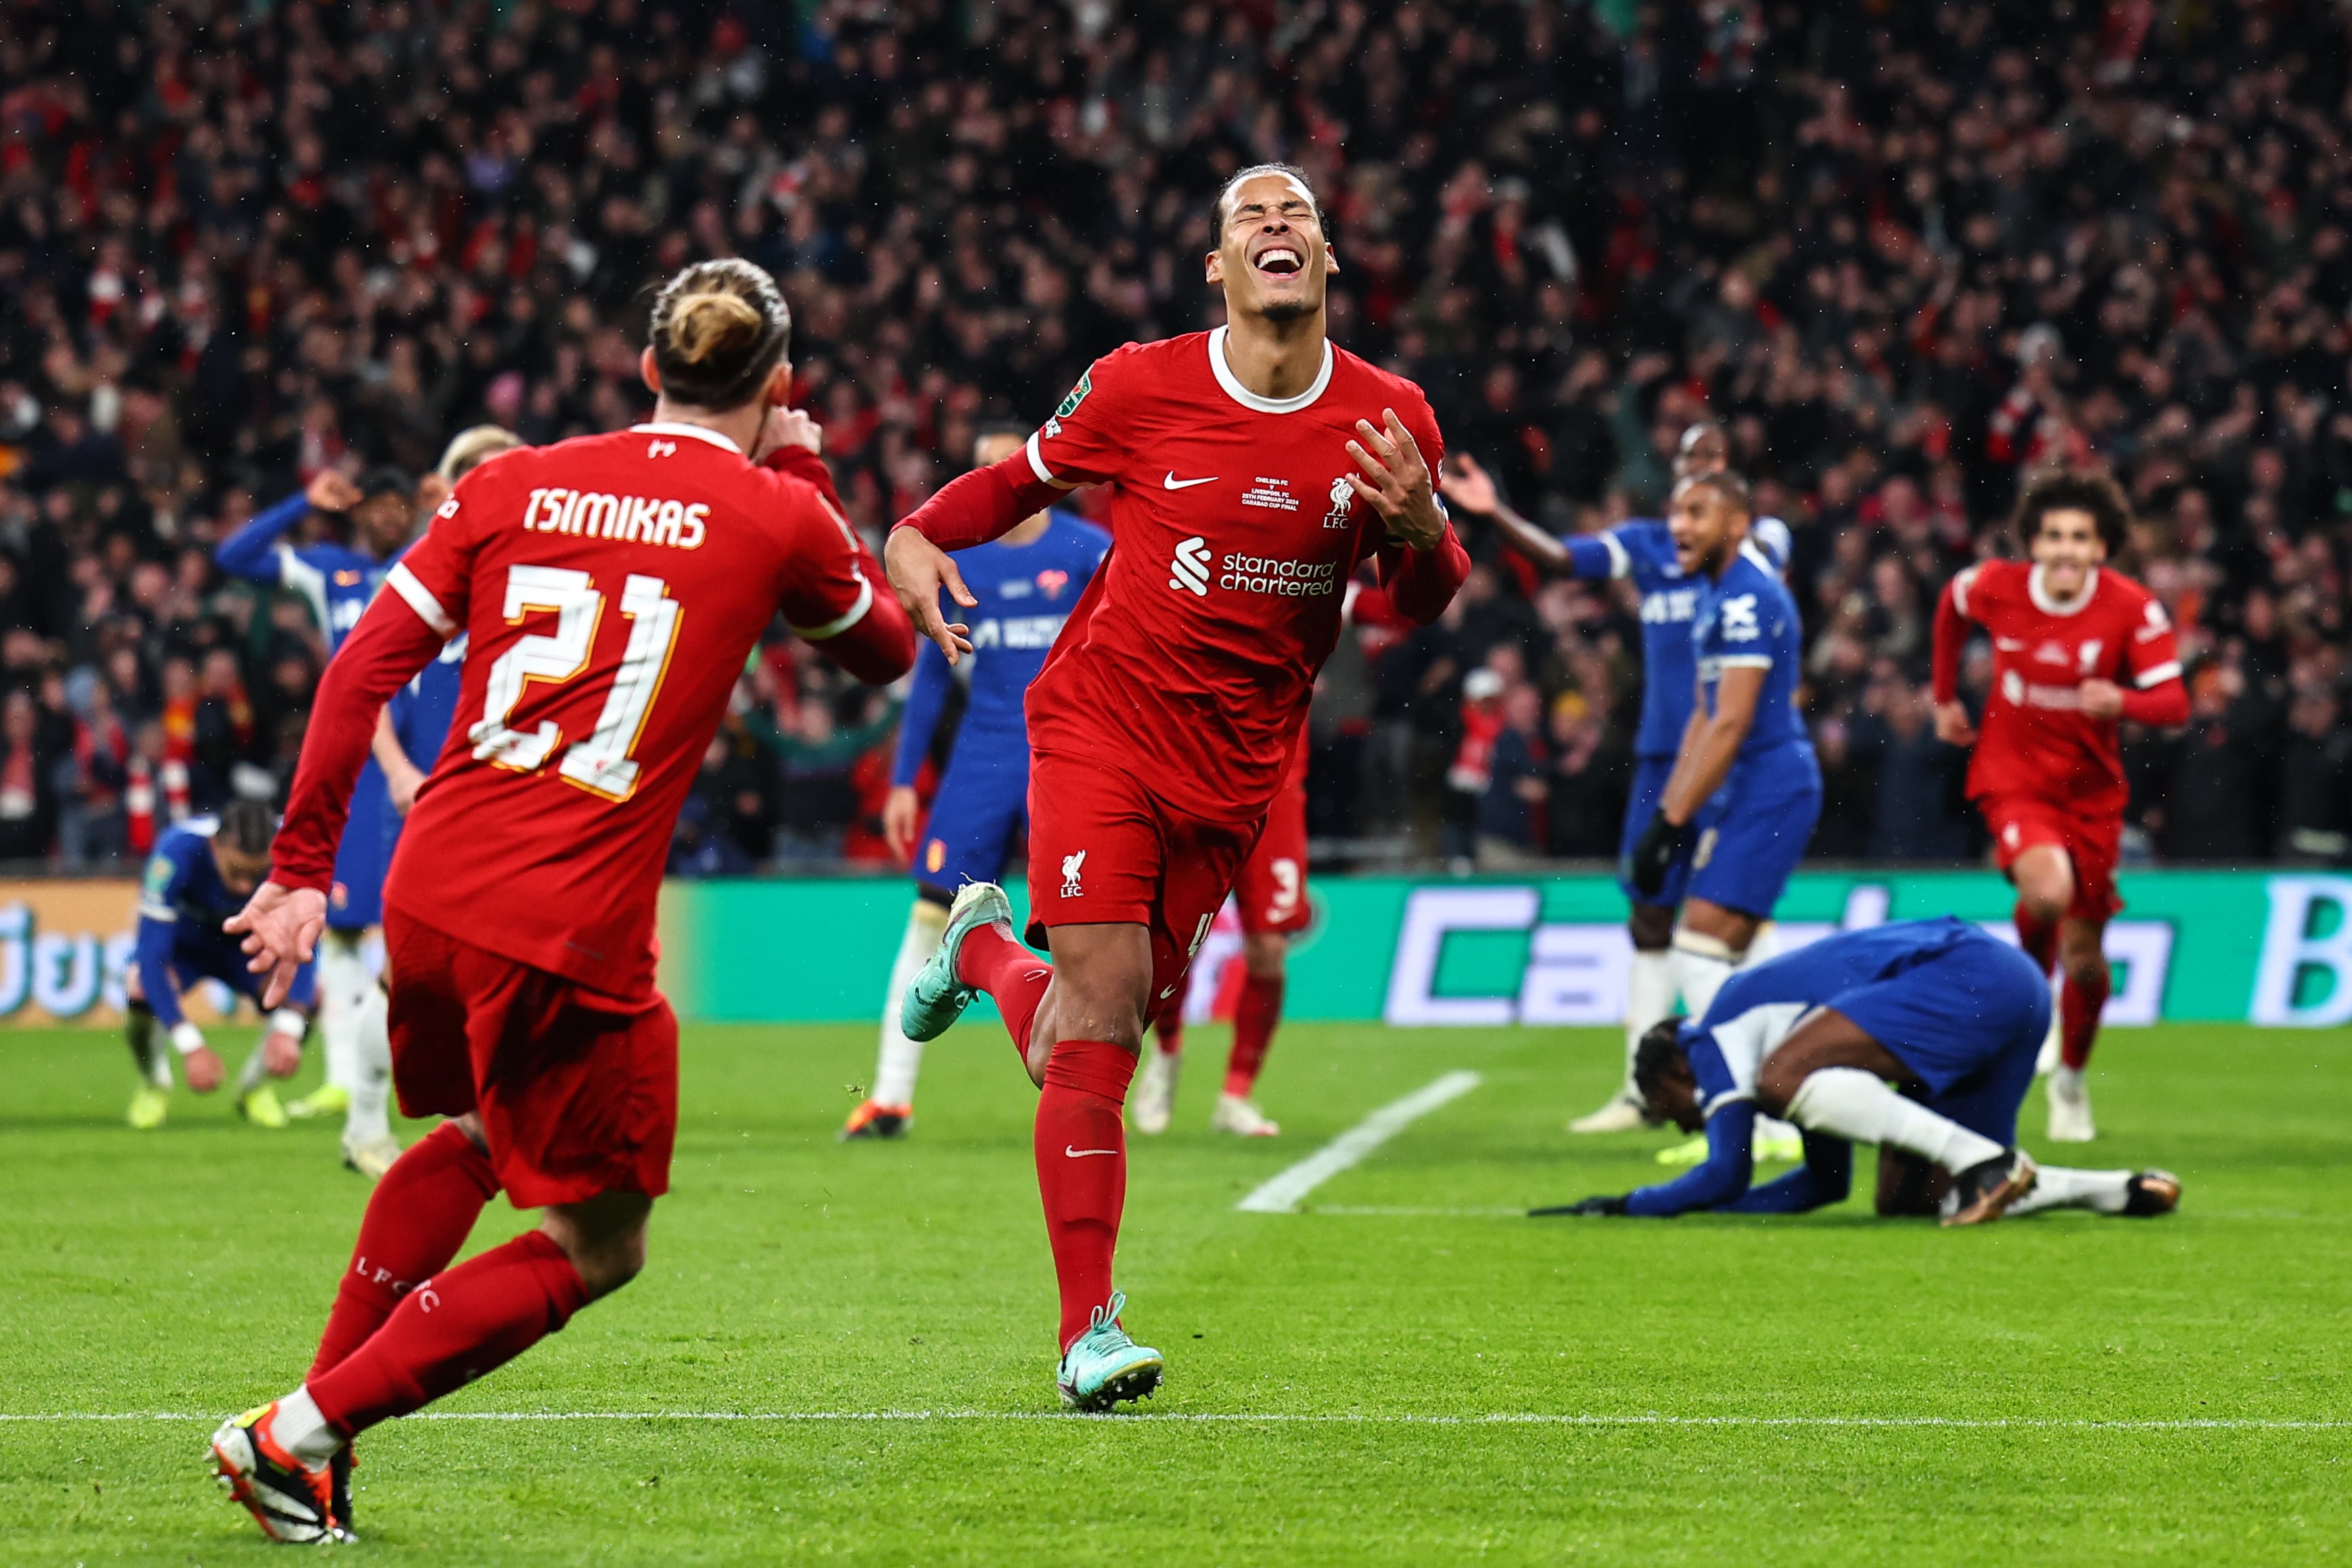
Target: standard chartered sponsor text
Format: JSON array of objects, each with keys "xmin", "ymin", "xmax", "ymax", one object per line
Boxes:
[{"xmin": 1220, "ymin": 552, "xmax": 1339, "ymax": 597}]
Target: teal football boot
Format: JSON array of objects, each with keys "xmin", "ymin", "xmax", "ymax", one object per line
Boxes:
[
  {"xmin": 900, "ymin": 881, "xmax": 1015, "ymax": 1043},
  {"xmin": 1056, "ymin": 1292, "xmax": 1163, "ymax": 1412}
]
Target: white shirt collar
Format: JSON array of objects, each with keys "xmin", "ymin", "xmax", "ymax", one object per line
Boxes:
[
  {"xmin": 2027, "ymin": 563, "xmax": 2098, "ymax": 618},
  {"xmin": 631, "ymin": 421, "xmax": 743, "ymax": 455},
  {"xmin": 1207, "ymin": 326, "xmax": 1334, "ymax": 415}
]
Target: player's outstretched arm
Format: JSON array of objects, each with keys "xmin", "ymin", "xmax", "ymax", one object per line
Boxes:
[
  {"xmin": 1439, "ymin": 455, "xmax": 1571, "ymax": 574},
  {"xmin": 1929, "ymin": 575, "xmax": 1979, "ymax": 745},
  {"xmin": 1625, "ymin": 1102, "xmax": 1758, "ymax": 1214}
]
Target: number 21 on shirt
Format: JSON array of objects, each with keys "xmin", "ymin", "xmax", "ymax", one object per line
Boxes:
[{"xmin": 470, "ymin": 564, "xmax": 683, "ymax": 802}]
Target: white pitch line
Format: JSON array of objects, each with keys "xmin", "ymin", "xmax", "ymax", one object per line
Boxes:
[
  {"xmin": 3, "ymin": 1412, "xmax": 2347, "ymax": 1431},
  {"xmin": 1236, "ymin": 1069, "xmax": 1481, "ymax": 1214}
]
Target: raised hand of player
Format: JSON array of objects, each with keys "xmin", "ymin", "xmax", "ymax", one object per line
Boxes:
[
  {"xmin": 1346, "ymin": 409, "xmax": 1446, "ymax": 551},
  {"xmin": 883, "ymin": 527, "xmax": 976, "ymax": 666},
  {"xmin": 751, "ymin": 405, "xmax": 823, "ymax": 463},
  {"xmin": 1436, "ymin": 453, "xmax": 1500, "ymax": 518},
  {"xmin": 1932, "ymin": 699, "xmax": 1978, "ymax": 747},
  {"xmin": 882, "ymin": 784, "xmax": 921, "ymax": 862},
  {"xmin": 304, "ymin": 469, "xmax": 363, "ymax": 513},
  {"xmin": 2077, "ymin": 678, "xmax": 2125, "ymax": 719},
  {"xmin": 224, "ymin": 881, "xmax": 329, "ymax": 1010}
]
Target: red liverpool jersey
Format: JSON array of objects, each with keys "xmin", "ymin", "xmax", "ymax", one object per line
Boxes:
[
  {"xmin": 1931, "ymin": 560, "xmax": 2184, "ymax": 816},
  {"xmin": 1019, "ymin": 329, "xmax": 1461, "ymax": 823},
  {"xmin": 272, "ymin": 423, "xmax": 909, "ymax": 1002}
]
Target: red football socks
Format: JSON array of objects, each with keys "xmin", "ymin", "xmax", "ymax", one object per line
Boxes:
[
  {"xmin": 1224, "ymin": 973, "xmax": 1285, "ymax": 1097},
  {"xmin": 1152, "ymin": 1005, "xmax": 1184, "ymax": 1057},
  {"xmin": 956, "ymin": 922, "xmax": 1053, "ymax": 1059},
  {"xmin": 308, "ymin": 1121, "xmax": 501, "ymax": 1383},
  {"xmin": 2060, "ymin": 958, "xmax": 2111, "ymax": 1071},
  {"xmin": 309, "ymin": 1230, "xmax": 587, "ymax": 1437},
  {"xmin": 1034, "ymin": 1038, "xmax": 1137, "ymax": 1350},
  {"xmin": 2014, "ymin": 902, "xmax": 2060, "ymax": 975}
]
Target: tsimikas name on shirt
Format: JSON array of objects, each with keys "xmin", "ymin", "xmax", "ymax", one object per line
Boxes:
[{"xmin": 517, "ymin": 487, "xmax": 711, "ymax": 549}]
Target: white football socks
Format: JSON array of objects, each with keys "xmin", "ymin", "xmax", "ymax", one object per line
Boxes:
[
  {"xmin": 272, "ymin": 1386, "xmax": 342, "ymax": 1467},
  {"xmin": 344, "ymin": 982, "xmax": 393, "ymax": 1146},
  {"xmin": 1669, "ymin": 929, "xmax": 1740, "ymax": 1021},
  {"xmin": 872, "ymin": 900, "xmax": 948, "ymax": 1107},
  {"xmin": 2007, "ymin": 1166, "xmax": 2133, "ymax": 1217},
  {"xmin": 1784, "ymin": 1067, "xmax": 2006, "ymax": 1174},
  {"xmin": 1621, "ymin": 948, "xmax": 1676, "ymax": 1093},
  {"xmin": 316, "ymin": 933, "xmax": 371, "ymax": 1097}
]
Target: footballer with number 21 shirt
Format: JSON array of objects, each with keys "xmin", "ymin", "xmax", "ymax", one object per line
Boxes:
[
  {"xmin": 210, "ymin": 259, "xmax": 914, "ymax": 1544},
  {"xmin": 885, "ymin": 163, "xmax": 1469, "ymax": 1412}
]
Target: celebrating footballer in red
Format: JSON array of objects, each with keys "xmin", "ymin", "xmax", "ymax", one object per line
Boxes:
[
  {"xmin": 1932, "ymin": 471, "xmax": 2187, "ymax": 1145},
  {"xmin": 210, "ymin": 260, "xmax": 913, "ymax": 1544},
  {"xmin": 885, "ymin": 164, "xmax": 1469, "ymax": 1410}
]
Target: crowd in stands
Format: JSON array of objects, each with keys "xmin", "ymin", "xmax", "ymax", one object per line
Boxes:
[{"xmin": 1, "ymin": 0, "xmax": 2347, "ymax": 874}]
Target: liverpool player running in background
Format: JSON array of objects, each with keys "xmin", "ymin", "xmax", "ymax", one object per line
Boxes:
[
  {"xmin": 845, "ymin": 428, "xmax": 1107, "ymax": 1140},
  {"xmin": 212, "ymin": 259, "xmax": 912, "ymax": 1543},
  {"xmin": 1132, "ymin": 720, "xmax": 1310, "ymax": 1139},
  {"xmin": 1933, "ymin": 471, "xmax": 2186, "ymax": 1143},
  {"xmin": 885, "ymin": 164, "xmax": 1468, "ymax": 1409}
]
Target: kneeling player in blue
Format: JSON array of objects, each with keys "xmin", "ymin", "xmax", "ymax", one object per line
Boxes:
[
  {"xmin": 1530, "ymin": 919, "xmax": 2179, "ymax": 1223},
  {"xmin": 844, "ymin": 428, "xmax": 1108, "ymax": 1139},
  {"xmin": 123, "ymin": 800, "xmax": 317, "ymax": 1130}
]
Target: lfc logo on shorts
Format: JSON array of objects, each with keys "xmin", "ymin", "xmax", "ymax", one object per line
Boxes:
[
  {"xmin": 1322, "ymin": 474, "xmax": 1355, "ymax": 529},
  {"xmin": 1061, "ymin": 850, "xmax": 1086, "ymax": 899}
]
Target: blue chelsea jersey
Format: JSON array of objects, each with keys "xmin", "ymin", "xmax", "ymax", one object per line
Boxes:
[
  {"xmin": 213, "ymin": 492, "xmax": 388, "ymax": 654},
  {"xmin": 1691, "ymin": 538, "xmax": 1810, "ymax": 760},
  {"xmin": 1575, "ymin": 515, "xmax": 1791, "ymax": 758},
  {"xmin": 891, "ymin": 511, "xmax": 1109, "ymax": 786}
]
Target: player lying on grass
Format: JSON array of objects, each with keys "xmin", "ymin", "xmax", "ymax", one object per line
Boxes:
[
  {"xmin": 885, "ymin": 163, "xmax": 1468, "ymax": 1410},
  {"xmin": 1530, "ymin": 919, "xmax": 2175, "ymax": 1224},
  {"xmin": 211, "ymin": 258, "xmax": 913, "ymax": 1544},
  {"xmin": 122, "ymin": 799, "xmax": 314, "ymax": 1130}
]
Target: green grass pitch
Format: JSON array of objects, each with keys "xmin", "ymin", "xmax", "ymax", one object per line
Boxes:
[{"xmin": 1, "ymin": 1015, "xmax": 2347, "ymax": 1565}]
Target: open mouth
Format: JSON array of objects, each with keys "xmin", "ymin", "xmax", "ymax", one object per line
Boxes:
[{"xmin": 1253, "ymin": 246, "xmax": 1304, "ymax": 277}]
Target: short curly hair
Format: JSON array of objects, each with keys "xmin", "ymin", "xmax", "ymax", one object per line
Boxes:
[
  {"xmin": 1631, "ymin": 1018, "xmax": 1690, "ymax": 1109},
  {"xmin": 2012, "ymin": 469, "xmax": 2131, "ymax": 555}
]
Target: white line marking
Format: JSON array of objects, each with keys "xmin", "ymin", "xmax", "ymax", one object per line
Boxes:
[
  {"xmin": 3, "ymin": 1412, "xmax": 2345, "ymax": 1431},
  {"xmin": 1236, "ymin": 1069, "xmax": 1481, "ymax": 1214},
  {"xmin": 1311, "ymin": 1205, "xmax": 1524, "ymax": 1218}
]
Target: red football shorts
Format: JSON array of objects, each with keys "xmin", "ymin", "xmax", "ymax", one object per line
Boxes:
[
  {"xmin": 1025, "ymin": 750, "xmax": 1264, "ymax": 1002},
  {"xmin": 1979, "ymin": 791, "xmax": 2123, "ymax": 923},
  {"xmin": 1232, "ymin": 773, "xmax": 1312, "ymax": 936},
  {"xmin": 383, "ymin": 908, "xmax": 679, "ymax": 1209}
]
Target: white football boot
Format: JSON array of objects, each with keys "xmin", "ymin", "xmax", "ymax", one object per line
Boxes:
[
  {"xmin": 1209, "ymin": 1092, "xmax": 1280, "ymax": 1137},
  {"xmin": 1131, "ymin": 1048, "xmax": 1180, "ymax": 1135},
  {"xmin": 2046, "ymin": 1065, "xmax": 2096, "ymax": 1143}
]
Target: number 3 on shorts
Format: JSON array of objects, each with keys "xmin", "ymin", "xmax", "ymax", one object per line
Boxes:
[{"xmin": 470, "ymin": 565, "xmax": 683, "ymax": 802}]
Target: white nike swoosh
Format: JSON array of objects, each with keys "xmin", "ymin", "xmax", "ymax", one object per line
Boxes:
[
  {"xmin": 1159, "ymin": 986, "xmax": 1178, "ymax": 998},
  {"xmin": 1065, "ymin": 1146, "xmax": 1120, "ymax": 1158},
  {"xmin": 1163, "ymin": 472, "xmax": 1218, "ymax": 490}
]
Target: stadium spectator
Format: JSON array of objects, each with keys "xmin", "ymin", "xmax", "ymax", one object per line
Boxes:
[{"xmin": 1, "ymin": 0, "xmax": 2348, "ymax": 869}]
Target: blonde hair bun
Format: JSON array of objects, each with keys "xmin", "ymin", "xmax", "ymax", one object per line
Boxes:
[{"xmin": 668, "ymin": 290, "xmax": 764, "ymax": 367}]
